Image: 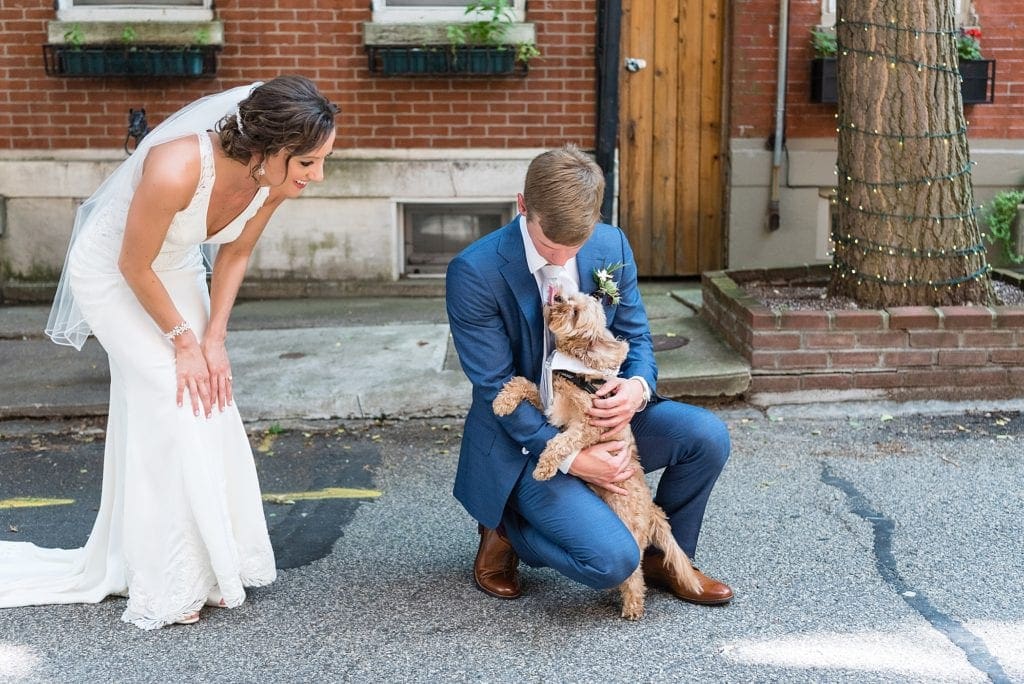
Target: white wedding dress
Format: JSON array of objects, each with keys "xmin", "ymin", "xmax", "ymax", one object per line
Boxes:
[{"xmin": 0, "ymin": 129, "xmax": 277, "ymax": 629}]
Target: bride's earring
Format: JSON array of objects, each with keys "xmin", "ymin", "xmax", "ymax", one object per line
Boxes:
[{"xmin": 258, "ymin": 162, "xmax": 266, "ymax": 177}]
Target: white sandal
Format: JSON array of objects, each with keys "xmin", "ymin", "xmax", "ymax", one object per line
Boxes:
[{"xmin": 205, "ymin": 588, "xmax": 228, "ymax": 608}]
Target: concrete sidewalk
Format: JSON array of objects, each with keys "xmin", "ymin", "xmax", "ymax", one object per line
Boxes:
[{"xmin": 0, "ymin": 282, "xmax": 751, "ymax": 420}]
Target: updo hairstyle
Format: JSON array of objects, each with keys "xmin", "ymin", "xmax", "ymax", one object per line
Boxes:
[{"xmin": 217, "ymin": 75, "xmax": 338, "ymax": 175}]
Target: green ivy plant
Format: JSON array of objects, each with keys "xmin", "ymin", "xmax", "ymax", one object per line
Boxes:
[
  {"xmin": 515, "ymin": 40, "xmax": 540, "ymax": 64},
  {"xmin": 984, "ymin": 189, "xmax": 1024, "ymax": 264},
  {"xmin": 120, "ymin": 25, "xmax": 138, "ymax": 49},
  {"xmin": 63, "ymin": 24, "xmax": 85, "ymax": 50},
  {"xmin": 445, "ymin": 0, "xmax": 539, "ymax": 65},
  {"xmin": 810, "ymin": 27, "xmax": 837, "ymax": 58},
  {"xmin": 446, "ymin": 0, "xmax": 513, "ymax": 46}
]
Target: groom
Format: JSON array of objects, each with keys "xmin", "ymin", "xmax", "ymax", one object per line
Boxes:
[{"xmin": 445, "ymin": 145, "xmax": 732, "ymax": 605}]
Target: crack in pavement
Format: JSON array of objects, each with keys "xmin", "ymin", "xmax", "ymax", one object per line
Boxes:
[{"xmin": 820, "ymin": 463, "xmax": 1010, "ymax": 684}]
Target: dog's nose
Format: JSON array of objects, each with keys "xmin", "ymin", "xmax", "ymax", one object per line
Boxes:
[{"xmin": 553, "ymin": 294, "xmax": 564, "ymax": 304}]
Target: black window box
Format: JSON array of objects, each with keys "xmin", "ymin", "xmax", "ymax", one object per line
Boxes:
[
  {"xmin": 43, "ymin": 44, "xmax": 220, "ymax": 78},
  {"xmin": 810, "ymin": 57, "xmax": 837, "ymax": 104},
  {"xmin": 809, "ymin": 57, "xmax": 996, "ymax": 105},
  {"xmin": 367, "ymin": 45, "xmax": 525, "ymax": 77},
  {"xmin": 959, "ymin": 59, "xmax": 996, "ymax": 104}
]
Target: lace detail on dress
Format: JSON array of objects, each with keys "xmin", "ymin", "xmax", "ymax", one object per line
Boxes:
[{"xmin": 119, "ymin": 531, "xmax": 276, "ymax": 630}]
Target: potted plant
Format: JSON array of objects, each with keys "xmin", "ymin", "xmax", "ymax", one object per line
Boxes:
[
  {"xmin": 182, "ymin": 27, "xmax": 210, "ymax": 76},
  {"xmin": 809, "ymin": 27, "xmax": 837, "ymax": 103},
  {"xmin": 445, "ymin": 0, "xmax": 537, "ymax": 75},
  {"xmin": 957, "ymin": 27, "xmax": 995, "ymax": 104},
  {"xmin": 984, "ymin": 189, "xmax": 1024, "ymax": 266},
  {"xmin": 370, "ymin": 0, "xmax": 536, "ymax": 77},
  {"xmin": 46, "ymin": 22, "xmax": 220, "ymax": 78},
  {"xmin": 104, "ymin": 25, "xmax": 139, "ymax": 75},
  {"xmin": 56, "ymin": 24, "xmax": 107, "ymax": 76},
  {"xmin": 59, "ymin": 24, "xmax": 87, "ymax": 75}
]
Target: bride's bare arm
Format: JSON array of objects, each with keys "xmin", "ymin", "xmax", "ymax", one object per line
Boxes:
[
  {"xmin": 203, "ymin": 196, "xmax": 283, "ymax": 412},
  {"xmin": 117, "ymin": 139, "xmax": 211, "ymax": 417}
]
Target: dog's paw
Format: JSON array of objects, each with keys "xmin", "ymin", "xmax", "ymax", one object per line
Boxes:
[
  {"xmin": 493, "ymin": 377, "xmax": 538, "ymax": 416},
  {"xmin": 532, "ymin": 461, "xmax": 558, "ymax": 481},
  {"xmin": 620, "ymin": 600, "xmax": 645, "ymax": 621},
  {"xmin": 492, "ymin": 389, "xmax": 517, "ymax": 416}
]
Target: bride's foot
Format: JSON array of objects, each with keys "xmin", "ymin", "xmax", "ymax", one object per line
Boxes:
[
  {"xmin": 174, "ymin": 612, "xmax": 200, "ymax": 625},
  {"xmin": 205, "ymin": 588, "xmax": 228, "ymax": 608}
]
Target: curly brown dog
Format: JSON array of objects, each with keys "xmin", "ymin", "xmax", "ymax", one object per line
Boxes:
[{"xmin": 492, "ymin": 291, "xmax": 702, "ymax": 620}]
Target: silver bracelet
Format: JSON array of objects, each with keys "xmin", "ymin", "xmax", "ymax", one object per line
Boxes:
[{"xmin": 163, "ymin": 321, "xmax": 191, "ymax": 340}]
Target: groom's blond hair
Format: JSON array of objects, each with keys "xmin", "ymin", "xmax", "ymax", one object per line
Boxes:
[{"xmin": 523, "ymin": 144, "xmax": 604, "ymax": 247}]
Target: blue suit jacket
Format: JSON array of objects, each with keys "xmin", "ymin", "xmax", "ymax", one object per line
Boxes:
[{"xmin": 445, "ymin": 218, "xmax": 658, "ymax": 528}]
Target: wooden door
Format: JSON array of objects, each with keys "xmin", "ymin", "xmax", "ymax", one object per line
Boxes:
[{"xmin": 619, "ymin": 0, "xmax": 726, "ymax": 276}]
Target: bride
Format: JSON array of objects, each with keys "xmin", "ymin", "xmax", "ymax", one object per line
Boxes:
[{"xmin": 0, "ymin": 76, "xmax": 338, "ymax": 629}]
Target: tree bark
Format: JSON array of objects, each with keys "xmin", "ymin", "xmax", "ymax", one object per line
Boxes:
[{"xmin": 827, "ymin": 0, "xmax": 995, "ymax": 307}]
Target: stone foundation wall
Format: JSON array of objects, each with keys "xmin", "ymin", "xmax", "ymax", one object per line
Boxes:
[{"xmin": 702, "ymin": 265, "xmax": 1024, "ymax": 402}]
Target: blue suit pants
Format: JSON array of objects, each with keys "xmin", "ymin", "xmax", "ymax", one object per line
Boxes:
[{"xmin": 500, "ymin": 400, "xmax": 730, "ymax": 590}]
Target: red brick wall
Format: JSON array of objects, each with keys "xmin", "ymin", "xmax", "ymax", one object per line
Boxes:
[
  {"xmin": 702, "ymin": 266, "xmax": 1024, "ymax": 401},
  {"xmin": 0, "ymin": 1, "xmax": 597, "ymax": 150},
  {"xmin": 731, "ymin": 0, "xmax": 1024, "ymax": 140}
]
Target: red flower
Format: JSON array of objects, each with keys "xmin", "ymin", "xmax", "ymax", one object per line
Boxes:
[{"xmin": 964, "ymin": 27, "xmax": 982, "ymax": 40}]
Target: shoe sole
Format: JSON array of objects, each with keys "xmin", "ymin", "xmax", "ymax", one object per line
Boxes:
[
  {"xmin": 676, "ymin": 594, "xmax": 733, "ymax": 606},
  {"xmin": 646, "ymin": 578, "xmax": 733, "ymax": 605}
]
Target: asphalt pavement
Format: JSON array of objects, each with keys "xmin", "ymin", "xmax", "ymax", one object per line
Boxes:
[{"xmin": 1, "ymin": 286, "xmax": 1023, "ymax": 683}]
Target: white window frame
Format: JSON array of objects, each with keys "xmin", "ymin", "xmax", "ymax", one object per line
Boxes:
[
  {"xmin": 56, "ymin": 0, "xmax": 213, "ymax": 23},
  {"xmin": 371, "ymin": 0, "xmax": 525, "ymax": 25},
  {"xmin": 820, "ymin": 0, "xmax": 974, "ymax": 27}
]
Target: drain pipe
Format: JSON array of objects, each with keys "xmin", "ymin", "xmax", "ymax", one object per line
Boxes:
[
  {"xmin": 595, "ymin": 0, "xmax": 622, "ymax": 223},
  {"xmin": 767, "ymin": 0, "xmax": 790, "ymax": 231}
]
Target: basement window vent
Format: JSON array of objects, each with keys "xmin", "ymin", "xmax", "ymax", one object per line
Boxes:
[{"xmin": 403, "ymin": 202, "xmax": 513, "ymax": 276}]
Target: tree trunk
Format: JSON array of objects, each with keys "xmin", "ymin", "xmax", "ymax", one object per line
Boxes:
[{"xmin": 827, "ymin": 0, "xmax": 995, "ymax": 307}]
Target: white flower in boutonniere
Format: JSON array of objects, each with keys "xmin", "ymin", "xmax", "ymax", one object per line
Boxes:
[{"xmin": 592, "ymin": 262, "xmax": 624, "ymax": 305}]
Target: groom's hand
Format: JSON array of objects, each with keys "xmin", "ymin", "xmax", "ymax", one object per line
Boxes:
[
  {"xmin": 568, "ymin": 440, "xmax": 633, "ymax": 495},
  {"xmin": 587, "ymin": 377, "xmax": 645, "ymax": 439}
]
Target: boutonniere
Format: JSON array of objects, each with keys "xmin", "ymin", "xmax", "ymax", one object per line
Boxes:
[{"xmin": 592, "ymin": 262, "xmax": 624, "ymax": 305}]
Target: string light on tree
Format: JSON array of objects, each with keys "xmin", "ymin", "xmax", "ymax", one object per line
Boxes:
[{"xmin": 826, "ymin": 7, "xmax": 995, "ymax": 306}]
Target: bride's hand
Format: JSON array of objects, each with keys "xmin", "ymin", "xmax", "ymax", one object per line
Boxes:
[
  {"xmin": 201, "ymin": 338, "xmax": 233, "ymax": 413},
  {"xmin": 174, "ymin": 335, "xmax": 213, "ymax": 418}
]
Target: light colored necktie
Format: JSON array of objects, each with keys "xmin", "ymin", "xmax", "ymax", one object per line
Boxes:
[{"xmin": 538, "ymin": 264, "xmax": 577, "ymax": 408}]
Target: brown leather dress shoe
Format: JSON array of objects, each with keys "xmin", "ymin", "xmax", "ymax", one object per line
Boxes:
[
  {"xmin": 641, "ymin": 548, "xmax": 733, "ymax": 605},
  {"xmin": 473, "ymin": 524, "xmax": 521, "ymax": 599}
]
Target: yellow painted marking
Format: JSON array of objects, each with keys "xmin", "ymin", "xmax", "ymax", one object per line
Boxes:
[
  {"xmin": 0, "ymin": 497, "xmax": 75, "ymax": 509},
  {"xmin": 262, "ymin": 487, "xmax": 381, "ymax": 504}
]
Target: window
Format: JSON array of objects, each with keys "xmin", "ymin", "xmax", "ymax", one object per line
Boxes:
[
  {"xmin": 403, "ymin": 203, "xmax": 514, "ymax": 275},
  {"xmin": 371, "ymin": 0, "xmax": 525, "ymax": 25},
  {"xmin": 72, "ymin": 0, "xmax": 203, "ymax": 5},
  {"xmin": 56, "ymin": 0, "xmax": 213, "ymax": 22}
]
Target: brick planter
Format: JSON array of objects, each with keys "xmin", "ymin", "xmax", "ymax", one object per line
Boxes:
[{"xmin": 702, "ymin": 265, "xmax": 1024, "ymax": 402}]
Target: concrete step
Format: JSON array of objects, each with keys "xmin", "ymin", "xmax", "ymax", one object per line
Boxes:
[{"xmin": 640, "ymin": 284, "xmax": 751, "ymax": 401}]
